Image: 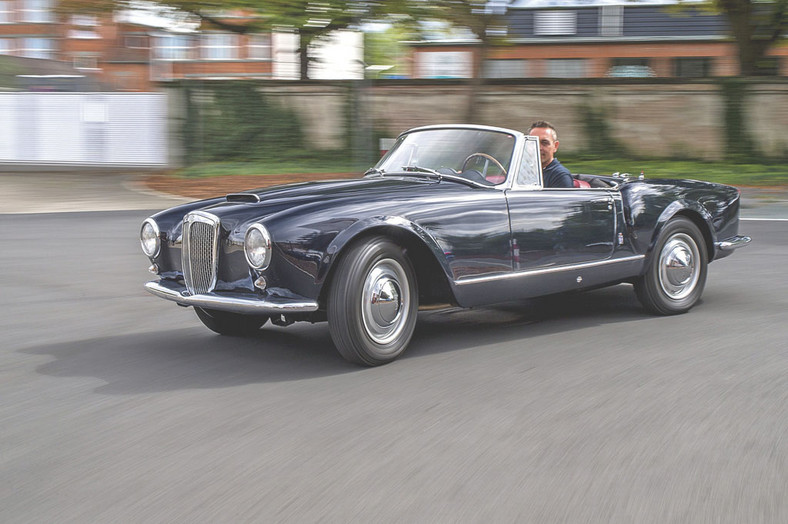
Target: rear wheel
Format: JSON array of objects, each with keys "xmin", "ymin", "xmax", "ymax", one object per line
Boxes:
[
  {"xmin": 194, "ymin": 307, "xmax": 268, "ymax": 336},
  {"xmin": 328, "ymin": 237, "xmax": 418, "ymax": 366},
  {"xmin": 635, "ymin": 217, "xmax": 707, "ymax": 315}
]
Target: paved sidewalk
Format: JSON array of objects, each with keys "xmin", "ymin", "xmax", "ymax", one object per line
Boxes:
[
  {"xmin": 738, "ymin": 186, "xmax": 788, "ymax": 220},
  {"xmin": 1, "ymin": 170, "xmax": 786, "ymax": 218},
  {"xmin": 0, "ymin": 171, "xmax": 189, "ymax": 214}
]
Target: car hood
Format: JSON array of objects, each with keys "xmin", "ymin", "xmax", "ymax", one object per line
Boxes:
[{"xmin": 193, "ymin": 175, "xmax": 453, "ymax": 232}]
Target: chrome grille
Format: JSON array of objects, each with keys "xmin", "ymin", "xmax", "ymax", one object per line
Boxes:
[{"xmin": 182, "ymin": 211, "xmax": 220, "ymax": 295}]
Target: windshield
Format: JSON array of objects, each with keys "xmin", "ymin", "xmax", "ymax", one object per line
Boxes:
[{"xmin": 374, "ymin": 128, "xmax": 517, "ymax": 186}]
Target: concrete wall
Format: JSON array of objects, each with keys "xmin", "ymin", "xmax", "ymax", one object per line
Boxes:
[{"xmin": 169, "ymin": 79, "xmax": 788, "ymax": 163}]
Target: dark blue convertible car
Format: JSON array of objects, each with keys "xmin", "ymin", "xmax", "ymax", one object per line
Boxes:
[{"xmin": 141, "ymin": 124, "xmax": 750, "ymax": 366}]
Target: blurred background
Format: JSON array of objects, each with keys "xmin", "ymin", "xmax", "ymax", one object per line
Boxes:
[{"xmin": 0, "ymin": 0, "xmax": 786, "ymax": 179}]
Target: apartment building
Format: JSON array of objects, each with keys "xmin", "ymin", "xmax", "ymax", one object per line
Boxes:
[
  {"xmin": 0, "ymin": 0, "xmax": 362, "ymax": 91},
  {"xmin": 410, "ymin": 1, "xmax": 788, "ymax": 79}
]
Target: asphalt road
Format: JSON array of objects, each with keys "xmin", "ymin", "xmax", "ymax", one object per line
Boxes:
[{"xmin": 1, "ymin": 175, "xmax": 787, "ymax": 523}]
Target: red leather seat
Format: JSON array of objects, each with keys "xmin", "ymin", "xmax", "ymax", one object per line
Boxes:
[{"xmin": 573, "ymin": 178, "xmax": 591, "ymax": 188}]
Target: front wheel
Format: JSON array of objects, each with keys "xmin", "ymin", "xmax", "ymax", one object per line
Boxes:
[
  {"xmin": 194, "ymin": 307, "xmax": 268, "ymax": 336},
  {"xmin": 635, "ymin": 217, "xmax": 707, "ymax": 315},
  {"xmin": 328, "ymin": 237, "xmax": 418, "ymax": 366}
]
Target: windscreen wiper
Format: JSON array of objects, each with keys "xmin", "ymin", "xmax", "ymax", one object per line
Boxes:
[
  {"xmin": 387, "ymin": 166, "xmax": 489, "ymax": 188},
  {"xmin": 401, "ymin": 166, "xmax": 442, "ymax": 177}
]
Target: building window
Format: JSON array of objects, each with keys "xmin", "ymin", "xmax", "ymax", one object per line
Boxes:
[
  {"xmin": 608, "ymin": 58, "xmax": 655, "ymax": 77},
  {"xmin": 0, "ymin": 38, "xmax": 12, "ymax": 54},
  {"xmin": 483, "ymin": 59, "xmax": 529, "ymax": 79},
  {"xmin": 155, "ymin": 34, "xmax": 192, "ymax": 61},
  {"xmin": 68, "ymin": 30, "xmax": 99, "ymax": 39},
  {"xmin": 600, "ymin": 5, "xmax": 623, "ymax": 37},
  {"xmin": 68, "ymin": 14, "xmax": 99, "ymax": 38},
  {"xmin": 248, "ymin": 34, "xmax": 272, "ymax": 60},
  {"xmin": 125, "ymin": 35, "xmax": 148, "ymax": 49},
  {"xmin": 70, "ymin": 14, "xmax": 97, "ymax": 26},
  {"xmin": 73, "ymin": 55, "xmax": 99, "ymax": 70},
  {"xmin": 417, "ymin": 51, "xmax": 472, "ymax": 78},
  {"xmin": 546, "ymin": 58, "xmax": 587, "ymax": 78},
  {"xmin": 534, "ymin": 11, "xmax": 577, "ymax": 36},
  {"xmin": 20, "ymin": 37, "xmax": 54, "ymax": 59},
  {"xmin": 201, "ymin": 33, "xmax": 238, "ymax": 60},
  {"xmin": 673, "ymin": 57, "xmax": 712, "ymax": 78},
  {"xmin": 0, "ymin": 1, "xmax": 12, "ymax": 24},
  {"xmin": 20, "ymin": 0, "xmax": 54, "ymax": 23}
]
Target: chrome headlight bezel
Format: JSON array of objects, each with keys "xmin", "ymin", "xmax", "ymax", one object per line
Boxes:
[
  {"xmin": 244, "ymin": 223, "xmax": 272, "ymax": 270},
  {"xmin": 140, "ymin": 218, "xmax": 161, "ymax": 258}
]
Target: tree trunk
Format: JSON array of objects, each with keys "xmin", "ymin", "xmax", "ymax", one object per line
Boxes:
[
  {"xmin": 464, "ymin": 41, "xmax": 489, "ymax": 124},
  {"xmin": 299, "ymin": 43, "xmax": 309, "ymax": 80},
  {"xmin": 719, "ymin": 0, "xmax": 787, "ymax": 76}
]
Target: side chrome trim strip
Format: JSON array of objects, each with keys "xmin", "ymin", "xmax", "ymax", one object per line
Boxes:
[
  {"xmin": 145, "ymin": 281, "xmax": 319, "ymax": 314},
  {"xmin": 715, "ymin": 235, "xmax": 752, "ymax": 251},
  {"xmin": 454, "ymin": 255, "xmax": 645, "ymax": 286}
]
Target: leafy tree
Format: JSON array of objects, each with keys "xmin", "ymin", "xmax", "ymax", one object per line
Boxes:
[
  {"xmin": 679, "ymin": 0, "xmax": 787, "ymax": 75},
  {"xmin": 363, "ymin": 24, "xmax": 411, "ymax": 78},
  {"xmin": 719, "ymin": 0, "xmax": 787, "ymax": 75},
  {"xmin": 408, "ymin": 0, "xmax": 510, "ymax": 121},
  {"xmin": 59, "ymin": 0, "xmax": 414, "ymax": 80}
]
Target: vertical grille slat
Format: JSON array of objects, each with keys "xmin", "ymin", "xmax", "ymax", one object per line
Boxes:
[{"xmin": 182, "ymin": 212, "xmax": 220, "ymax": 295}]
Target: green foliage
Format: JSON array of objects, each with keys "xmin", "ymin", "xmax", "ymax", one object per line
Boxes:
[
  {"xmin": 720, "ymin": 78, "xmax": 757, "ymax": 162},
  {"xmin": 363, "ymin": 25, "xmax": 409, "ymax": 78},
  {"xmin": 175, "ymin": 154, "xmax": 363, "ymax": 178},
  {"xmin": 577, "ymin": 99, "xmax": 629, "ymax": 159},
  {"xmin": 177, "ymin": 154, "xmax": 788, "ymax": 187},
  {"xmin": 561, "ymin": 155, "xmax": 788, "ymax": 186},
  {"xmin": 183, "ymin": 82, "xmax": 305, "ymax": 165},
  {"xmin": 0, "ymin": 57, "xmax": 23, "ymax": 89}
]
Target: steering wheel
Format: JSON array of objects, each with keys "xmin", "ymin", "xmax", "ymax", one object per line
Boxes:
[{"xmin": 461, "ymin": 153, "xmax": 507, "ymax": 178}]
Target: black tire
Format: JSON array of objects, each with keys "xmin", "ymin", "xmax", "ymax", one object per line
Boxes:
[
  {"xmin": 635, "ymin": 217, "xmax": 707, "ymax": 315},
  {"xmin": 327, "ymin": 237, "xmax": 418, "ymax": 366},
  {"xmin": 194, "ymin": 307, "xmax": 268, "ymax": 336}
]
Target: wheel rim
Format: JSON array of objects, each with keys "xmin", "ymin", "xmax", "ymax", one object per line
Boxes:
[
  {"xmin": 361, "ymin": 258, "xmax": 410, "ymax": 347},
  {"xmin": 658, "ymin": 233, "xmax": 700, "ymax": 300}
]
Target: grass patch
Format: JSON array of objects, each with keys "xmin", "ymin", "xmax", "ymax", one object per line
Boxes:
[
  {"xmin": 176, "ymin": 153, "xmax": 365, "ymax": 179},
  {"xmin": 561, "ymin": 157, "xmax": 788, "ymax": 187},
  {"xmin": 172, "ymin": 155, "xmax": 788, "ymax": 187}
]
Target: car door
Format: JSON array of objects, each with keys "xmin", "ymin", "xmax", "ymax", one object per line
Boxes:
[
  {"xmin": 505, "ymin": 188, "xmax": 616, "ymax": 270},
  {"xmin": 504, "ymin": 137, "xmax": 616, "ymax": 271}
]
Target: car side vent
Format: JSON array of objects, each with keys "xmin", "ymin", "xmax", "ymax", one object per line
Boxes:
[{"xmin": 226, "ymin": 193, "xmax": 260, "ymax": 203}]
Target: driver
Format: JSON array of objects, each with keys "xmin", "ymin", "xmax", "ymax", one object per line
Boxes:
[{"xmin": 527, "ymin": 121, "xmax": 574, "ymax": 188}]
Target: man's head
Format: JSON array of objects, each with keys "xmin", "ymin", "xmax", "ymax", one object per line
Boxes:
[{"xmin": 528, "ymin": 121, "xmax": 559, "ymax": 168}]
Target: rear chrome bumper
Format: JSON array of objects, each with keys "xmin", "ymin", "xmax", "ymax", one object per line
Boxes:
[
  {"xmin": 144, "ymin": 280, "xmax": 319, "ymax": 315},
  {"xmin": 715, "ymin": 235, "xmax": 752, "ymax": 251}
]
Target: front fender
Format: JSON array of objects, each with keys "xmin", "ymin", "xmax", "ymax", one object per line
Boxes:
[{"xmin": 319, "ymin": 215, "xmax": 452, "ymax": 285}]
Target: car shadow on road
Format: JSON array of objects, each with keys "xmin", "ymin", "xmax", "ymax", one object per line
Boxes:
[
  {"xmin": 407, "ymin": 283, "xmax": 651, "ymax": 360},
  {"xmin": 23, "ymin": 284, "xmax": 653, "ymax": 394}
]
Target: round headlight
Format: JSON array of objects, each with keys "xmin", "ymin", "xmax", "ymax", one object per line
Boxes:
[
  {"xmin": 140, "ymin": 218, "xmax": 160, "ymax": 258},
  {"xmin": 244, "ymin": 224, "xmax": 272, "ymax": 270}
]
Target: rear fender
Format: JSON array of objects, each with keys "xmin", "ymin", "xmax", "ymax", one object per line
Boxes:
[{"xmin": 649, "ymin": 200, "xmax": 715, "ymax": 260}]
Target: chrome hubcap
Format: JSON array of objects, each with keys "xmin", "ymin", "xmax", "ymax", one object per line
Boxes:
[
  {"xmin": 361, "ymin": 259, "xmax": 409, "ymax": 347},
  {"xmin": 658, "ymin": 233, "xmax": 699, "ymax": 300}
]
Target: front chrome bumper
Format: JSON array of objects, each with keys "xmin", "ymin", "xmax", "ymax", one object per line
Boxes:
[
  {"xmin": 715, "ymin": 235, "xmax": 752, "ymax": 251},
  {"xmin": 145, "ymin": 280, "xmax": 319, "ymax": 315}
]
